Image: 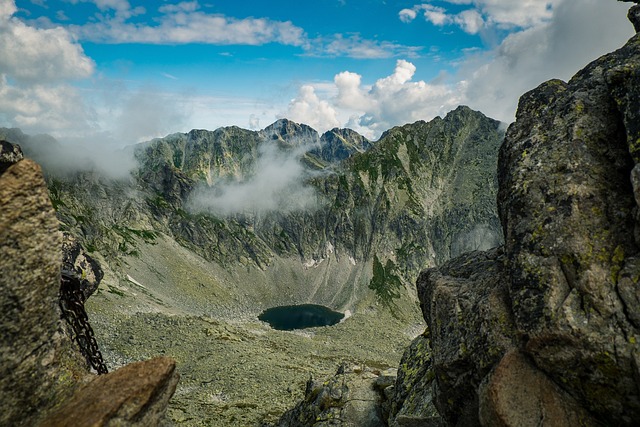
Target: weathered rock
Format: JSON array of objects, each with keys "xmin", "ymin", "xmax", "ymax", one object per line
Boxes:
[
  {"xmin": 388, "ymin": 333, "xmax": 442, "ymax": 427},
  {"xmin": 478, "ymin": 351, "xmax": 598, "ymax": 427},
  {"xmin": 395, "ymin": 7, "xmax": 640, "ymax": 427},
  {"xmin": 0, "ymin": 158, "xmax": 88, "ymax": 426},
  {"xmin": 0, "ymin": 139, "xmax": 23, "ymax": 173},
  {"xmin": 275, "ymin": 366, "xmax": 389, "ymax": 427},
  {"xmin": 42, "ymin": 357, "xmax": 179, "ymax": 427},
  {"xmin": 628, "ymin": 4, "xmax": 640, "ymax": 32},
  {"xmin": 414, "ymin": 248, "xmax": 516, "ymax": 426},
  {"xmin": 62, "ymin": 233, "xmax": 104, "ymax": 300},
  {"xmin": 0, "ymin": 152, "xmax": 178, "ymax": 426},
  {"xmin": 498, "ymin": 29, "xmax": 640, "ymax": 424}
]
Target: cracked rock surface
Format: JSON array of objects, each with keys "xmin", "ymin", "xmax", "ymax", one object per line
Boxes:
[{"xmin": 391, "ymin": 10, "xmax": 640, "ymax": 427}]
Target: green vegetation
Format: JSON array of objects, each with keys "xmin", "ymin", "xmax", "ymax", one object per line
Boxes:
[{"xmin": 369, "ymin": 254, "xmax": 403, "ymax": 309}]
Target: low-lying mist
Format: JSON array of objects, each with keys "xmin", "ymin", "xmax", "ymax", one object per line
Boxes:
[
  {"xmin": 0, "ymin": 128, "xmax": 139, "ymax": 180},
  {"xmin": 187, "ymin": 140, "xmax": 321, "ymax": 216}
]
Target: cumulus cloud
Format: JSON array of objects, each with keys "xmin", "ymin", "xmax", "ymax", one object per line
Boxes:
[
  {"xmin": 188, "ymin": 141, "xmax": 318, "ymax": 216},
  {"xmin": 0, "ymin": 0, "xmax": 96, "ymax": 135},
  {"xmin": 400, "ymin": 0, "xmax": 559, "ymax": 34},
  {"xmin": 398, "ymin": 8, "xmax": 417, "ymax": 23},
  {"xmin": 282, "ymin": 60, "xmax": 461, "ymax": 138},
  {"xmin": 285, "ymin": 0, "xmax": 633, "ymax": 137},
  {"xmin": 281, "ymin": 85, "xmax": 341, "ymax": 133},
  {"xmin": 0, "ymin": 6, "xmax": 94, "ymax": 83}
]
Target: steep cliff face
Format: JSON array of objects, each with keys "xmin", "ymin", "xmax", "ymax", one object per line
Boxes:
[{"xmin": 392, "ymin": 14, "xmax": 640, "ymax": 427}]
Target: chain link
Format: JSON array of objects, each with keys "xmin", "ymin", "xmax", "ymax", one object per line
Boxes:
[{"xmin": 59, "ymin": 269, "xmax": 109, "ymax": 375}]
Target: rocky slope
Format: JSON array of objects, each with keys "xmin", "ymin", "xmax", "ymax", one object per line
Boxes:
[
  {"xmin": 1, "ymin": 105, "xmax": 503, "ymax": 313},
  {"xmin": 0, "ymin": 106, "xmax": 504, "ymax": 425},
  {"xmin": 387, "ymin": 9, "xmax": 640, "ymax": 427}
]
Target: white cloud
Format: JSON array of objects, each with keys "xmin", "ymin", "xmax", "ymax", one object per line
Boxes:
[
  {"xmin": 285, "ymin": 0, "xmax": 633, "ymax": 138},
  {"xmin": 158, "ymin": 1, "xmax": 199, "ymax": 14},
  {"xmin": 401, "ymin": 0, "xmax": 560, "ymax": 34},
  {"xmin": 458, "ymin": 0, "xmax": 633, "ymax": 122},
  {"xmin": 69, "ymin": 2, "xmax": 306, "ymax": 46},
  {"xmin": 188, "ymin": 141, "xmax": 319, "ymax": 215},
  {"xmin": 0, "ymin": 11, "xmax": 94, "ymax": 82},
  {"xmin": 0, "ymin": 1, "xmax": 96, "ymax": 136},
  {"xmin": 281, "ymin": 85, "xmax": 341, "ymax": 134},
  {"xmin": 0, "ymin": 1, "xmax": 17, "ymax": 18},
  {"xmin": 309, "ymin": 34, "xmax": 421, "ymax": 59},
  {"xmin": 111, "ymin": 86, "xmax": 189, "ymax": 143},
  {"xmin": 64, "ymin": 1, "xmax": 418, "ymax": 58},
  {"xmin": 249, "ymin": 114, "xmax": 260, "ymax": 130},
  {"xmin": 334, "ymin": 71, "xmax": 370, "ymax": 110},
  {"xmin": 399, "ymin": 8, "xmax": 417, "ymax": 23},
  {"xmin": 0, "ymin": 77, "xmax": 96, "ymax": 134},
  {"xmin": 282, "ymin": 60, "xmax": 461, "ymax": 139},
  {"xmin": 454, "ymin": 9, "xmax": 485, "ymax": 34},
  {"xmin": 423, "ymin": 5, "xmax": 449, "ymax": 26}
]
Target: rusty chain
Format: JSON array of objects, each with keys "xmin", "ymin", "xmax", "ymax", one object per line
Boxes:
[{"xmin": 59, "ymin": 269, "xmax": 108, "ymax": 375}]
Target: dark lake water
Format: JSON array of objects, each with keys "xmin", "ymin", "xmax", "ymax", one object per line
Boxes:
[{"xmin": 258, "ymin": 304, "xmax": 345, "ymax": 331}]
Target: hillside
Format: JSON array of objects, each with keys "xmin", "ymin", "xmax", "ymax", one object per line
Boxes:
[{"xmin": 0, "ymin": 105, "xmax": 504, "ymax": 425}]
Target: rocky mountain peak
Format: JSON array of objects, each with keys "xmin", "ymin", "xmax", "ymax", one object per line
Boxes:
[{"xmin": 260, "ymin": 118, "xmax": 320, "ymax": 147}]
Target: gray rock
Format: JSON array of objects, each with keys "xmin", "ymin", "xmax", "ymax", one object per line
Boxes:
[
  {"xmin": 0, "ymin": 156, "xmax": 179, "ymax": 425},
  {"xmin": 395, "ymin": 11, "xmax": 640, "ymax": 427},
  {"xmin": 62, "ymin": 233, "xmax": 104, "ymax": 301},
  {"xmin": 275, "ymin": 367, "xmax": 389, "ymax": 427},
  {"xmin": 42, "ymin": 357, "xmax": 179, "ymax": 427},
  {"xmin": 630, "ymin": 5, "xmax": 640, "ymax": 33},
  {"xmin": 498, "ymin": 29, "xmax": 640, "ymax": 424},
  {"xmin": 478, "ymin": 351, "xmax": 598, "ymax": 427},
  {"xmin": 0, "ymin": 139, "xmax": 23, "ymax": 174}
]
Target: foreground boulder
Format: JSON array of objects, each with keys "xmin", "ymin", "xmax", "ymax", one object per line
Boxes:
[
  {"xmin": 392, "ymin": 10, "xmax": 640, "ymax": 427},
  {"xmin": 0, "ymin": 141, "xmax": 178, "ymax": 426}
]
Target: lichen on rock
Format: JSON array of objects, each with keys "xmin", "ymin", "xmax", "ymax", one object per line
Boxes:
[{"xmin": 394, "ymin": 7, "xmax": 640, "ymax": 426}]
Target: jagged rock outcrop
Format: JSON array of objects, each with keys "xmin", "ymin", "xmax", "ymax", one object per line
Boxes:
[
  {"xmin": 275, "ymin": 365, "xmax": 396, "ymax": 427},
  {"xmin": 62, "ymin": 233, "xmax": 104, "ymax": 300},
  {"xmin": 392, "ymin": 10, "xmax": 640, "ymax": 427},
  {"xmin": 0, "ymin": 142, "xmax": 178, "ymax": 426},
  {"xmin": 311, "ymin": 128, "xmax": 373, "ymax": 164}
]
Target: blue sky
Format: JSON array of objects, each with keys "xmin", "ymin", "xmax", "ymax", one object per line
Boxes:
[{"xmin": 1, "ymin": 0, "xmax": 634, "ymax": 144}]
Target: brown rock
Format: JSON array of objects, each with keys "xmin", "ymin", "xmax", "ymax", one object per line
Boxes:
[
  {"xmin": 0, "ymin": 159, "xmax": 88, "ymax": 426},
  {"xmin": 479, "ymin": 351, "xmax": 598, "ymax": 427},
  {"xmin": 43, "ymin": 357, "xmax": 179, "ymax": 427},
  {"xmin": 1, "ymin": 157, "xmax": 179, "ymax": 426}
]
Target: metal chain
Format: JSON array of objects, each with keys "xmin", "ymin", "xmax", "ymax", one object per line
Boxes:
[{"xmin": 59, "ymin": 269, "xmax": 109, "ymax": 375}]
